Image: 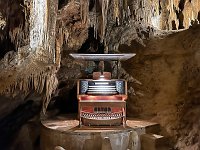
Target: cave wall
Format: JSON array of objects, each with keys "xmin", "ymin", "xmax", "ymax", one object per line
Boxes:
[{"xmin": 119, "ymin": 26, "xmax": 200, "ymax": 149}]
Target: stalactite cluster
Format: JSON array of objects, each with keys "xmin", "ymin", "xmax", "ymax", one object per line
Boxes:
[
  {"xmin": 56, "ymin": 1, "xmax": 88, "ymax": 51},
  {"xmin": 53, "ymin": 0, "xmax": 200, "ymax": 57},
  {"xmin": 62, "ymin": 0, "xmax": 200, "ymax": 53},
  {"xmin": 80, "ymin": 0, "xmax": 134, "ymax": 51},
  {"xmin": 0, "ymin": 54, "xmax": 58, "ymax": 113},
  {"xmin": 0, "ymin": 0, "xmax": 30, "ymax": 51},
  {"xmin": 0, "ymin": 0, "xmax": 58, "ymax": 113}
]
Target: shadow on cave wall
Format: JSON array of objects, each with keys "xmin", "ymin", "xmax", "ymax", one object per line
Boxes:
[
  {"xmin": 50, "ymin": 27, "xmax": 105, "ymax": 114},
  {"xmin": 52, "ymin": 86, "xmax": 78, "ymax": 114},
  {"xmin": 0, "ymin": 38, "xmax": 16, "ymax": 59},
  {"xmin": 0, "ymin": 0, "xmax": 26, "ymax": 58},
  {"xmin": 0, "ymin": 99, "xmax": 41, "ymax": 149},
  {"xmin": 78, "ymin": 27, "xmax": 104, "ymax": 54}
]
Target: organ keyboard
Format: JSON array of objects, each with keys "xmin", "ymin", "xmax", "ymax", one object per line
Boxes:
[
  {"xmin": 79, "ymin": 80, "xmax": 126, "ymax": 95},
  {"xmin": 70, "ymin": 53, "xmax": 136, "ymax": 126}
]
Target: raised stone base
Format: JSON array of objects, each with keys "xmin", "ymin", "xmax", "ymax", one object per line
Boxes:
[{"xmin": 40, "ymin": 115, "xmax": 161, "ymax": 150}]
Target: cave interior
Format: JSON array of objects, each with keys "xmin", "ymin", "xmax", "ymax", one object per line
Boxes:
[{"xmin": 0, "ymin": 0, "xmax": 200, "ymax": 150}]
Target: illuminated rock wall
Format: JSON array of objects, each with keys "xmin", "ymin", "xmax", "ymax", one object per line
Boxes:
[{"xmin": 119, "ymin": 26, "xmax": 200, "ymax": 149}]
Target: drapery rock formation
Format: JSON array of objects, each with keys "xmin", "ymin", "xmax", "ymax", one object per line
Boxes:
[
  {"xmin": 0, "ymin": 0, "xmax": 200, "ymax": 149},
  {"xmin": 0, "ymin": 0, "xmax": 58, "ymax": 113}
]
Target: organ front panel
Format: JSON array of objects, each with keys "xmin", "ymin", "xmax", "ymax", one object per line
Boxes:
[{"xmin": 77, "ymin": 72, "xmax": 127, "ymax": 126}]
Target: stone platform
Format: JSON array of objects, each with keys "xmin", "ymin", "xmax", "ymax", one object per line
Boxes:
[{"xmin": 40, "ymin": 115, "xmax": 160, "ymax": 150}]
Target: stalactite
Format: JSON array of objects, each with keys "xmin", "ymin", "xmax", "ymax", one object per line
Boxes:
[
  {"xmin": 93, "ymin": 0, "xmax": 98, "ymax": 39},
  {"xmin": 57, "ymin": 0, "xmax": 88, "ymax": 50},
  {"xmin": 122, "ymin": 0, "xmax": 130, "ymax": 21},
  {"xmin": 119, "ymin": 0, "xmax": 123, "ymax": 23},
  {"xmin": 9, "ymin": 25, "xmax": 24, "ymax": 49},
  {"xmin": 55, "ymin": 28, "xmax": 63, "ymax": 67},
  {"xmin": 182, "ymin": 0, "xmax": 200, "ymax": 28},
  {"xmin": 80, "ymin": 0, "xmax": 89, "ymax": 25},
  {"xmin": 113, "ymin": 0, "xmax": 120, "ymax": 25},
  {"xmin": 123, "ymin": 0, "xmax": 128, "ymax": 13},
  {"xmin": 29, "ymin": 0, "xmax": 47, "ymax": 50},
  {"xmin": 101, "ymin": 0, "xmax": 109, "ymax": 42},
  {"xmin": 80, "ymin": 0, "xmax": 83, "ymax": 21}
]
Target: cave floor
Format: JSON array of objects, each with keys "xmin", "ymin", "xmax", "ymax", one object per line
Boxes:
[{"xmin": 41, "ymin": 114, "xmax": 169, "ymax": 150}]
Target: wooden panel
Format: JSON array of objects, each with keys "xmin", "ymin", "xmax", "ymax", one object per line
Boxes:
[{"xmin": 79, "ymin": 100, "xmax": 126, "ymax": 107}]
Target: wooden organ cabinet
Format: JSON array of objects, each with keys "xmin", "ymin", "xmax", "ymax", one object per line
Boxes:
[{"xmin": 70, "ymin": 53, "xmax": 136, "ymax": 126}]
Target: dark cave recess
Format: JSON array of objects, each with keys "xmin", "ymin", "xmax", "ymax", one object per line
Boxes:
[
  {"xmin": 78, "ymin": 27, "xmax": 104, "ymax": 54},
  {"xmin": 0, "ymin": 38, "xmax": 16, "ymax": 59},
  {"xmin": 58, "ymin": 0, "xmax": 97, "ymax": 11},
  {"xmin": 0, "ymin": 0, "xmax": 25, "ymax": 58}
]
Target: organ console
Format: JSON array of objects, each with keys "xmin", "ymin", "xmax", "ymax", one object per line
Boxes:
[{"xmin": 70, "ymin": 53, "xmax": 136, "ymax": 126}]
